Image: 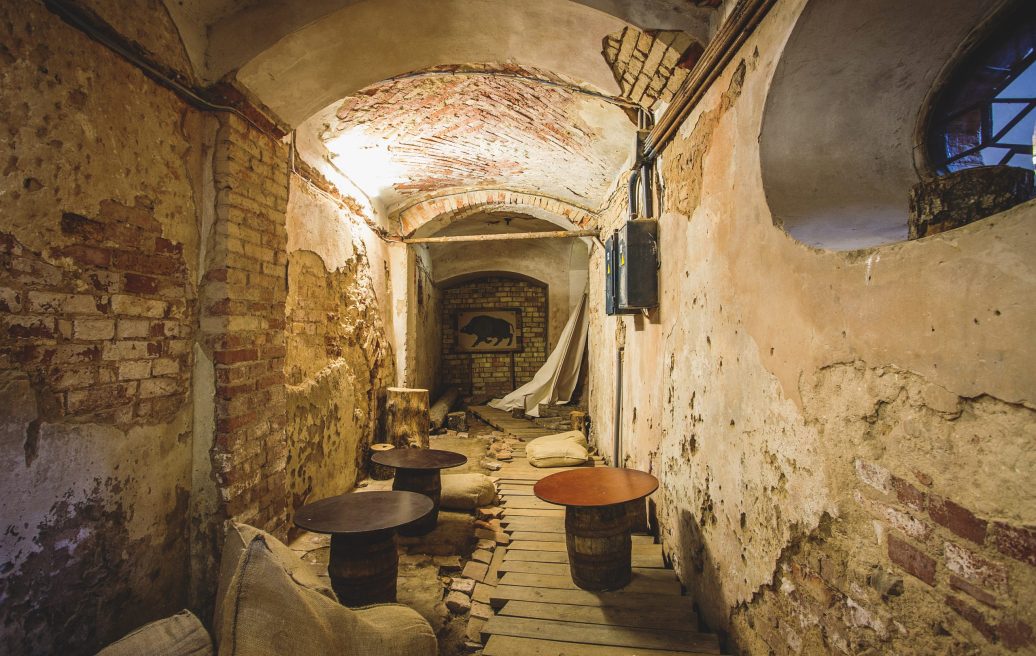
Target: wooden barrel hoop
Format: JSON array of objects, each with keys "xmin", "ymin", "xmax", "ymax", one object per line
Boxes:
[
  {"xmin": 565, "ymin": 504, "xmax": 632, "ymax": 591},
  {"xmin": 625, "ymin": 497, "xmax": 649, "ymax": 533},
  {"xmin": 328, "ymin": 529, "xmax": 398, "ymax": 605}
]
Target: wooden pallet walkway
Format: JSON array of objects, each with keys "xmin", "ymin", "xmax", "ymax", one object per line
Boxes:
[
  {"xmin": 469, "ymin": 405, "xmax": 556, "ymax": 438},
  {"xmin": 476, "ymin": 419, "xmax": 724, "ymax": 655}
]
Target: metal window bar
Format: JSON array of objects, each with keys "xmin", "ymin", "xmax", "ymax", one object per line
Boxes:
[
  {"xmin": 942, "ymin": 100, "xmax": 1036, "ymax": 167},
  {"xmin": 936, "ymin": 47, "xmax": 1036, "ymax": 169}
]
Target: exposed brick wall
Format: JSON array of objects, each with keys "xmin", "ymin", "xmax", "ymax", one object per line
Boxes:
[
  {"xmin": 603, "ymin": 27, "xmax": 704, "ymax": 112},
  {"xmin": 398, "ymin": 189, "xmax": 594, "ymax": 235},
  {"xmin": 203, "ymin": 113, "xmax": 290, "ymax": 536},
  {"xmin": 850, "ymin": 459, "xmax": 1035, "ymax": 651},
  {"xmin": 440, "ymin": 276, "xmax": 547, "ymax": 400},
  {"xmin": 0, "ymin": 4, "xmax": 202, "ymax": 653},
  {"xmin": 0, "ymin": 200, "xmax": 192, "ymax": 426}
]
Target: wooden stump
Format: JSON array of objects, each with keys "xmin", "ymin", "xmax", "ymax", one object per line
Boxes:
[
  {"xmin": 384, "ymin": 387, "xmax": 430, "ymax": 448},
  {"xmin": 369, "ymin": 443, "xmax": 396, "ymax": 480}
]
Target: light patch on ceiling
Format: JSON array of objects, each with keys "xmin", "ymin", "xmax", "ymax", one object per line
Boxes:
[
  {"xmin": 322, "ymin": 125, "xmax": 408, "ymax": 206},
  {"xmin": 313, "ymin": 66, "xmax": 635, "ymax": 215}
]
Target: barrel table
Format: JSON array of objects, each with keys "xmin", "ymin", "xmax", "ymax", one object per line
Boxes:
[
  {"xmin": 371, "ymin": 448, "xmax": 467, "ymax": 536},
  {"xmin": 534, "ymin": 467, "xmax": 659, "ymax": 591},
  {"xmin": 293, "ymin": 490, "xmax": 433, "ymax": 606}
]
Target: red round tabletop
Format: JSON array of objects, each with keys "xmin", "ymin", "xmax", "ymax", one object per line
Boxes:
[{"xmin": 534, "ymin": 467, "xmax": 658, "ymax": 507}]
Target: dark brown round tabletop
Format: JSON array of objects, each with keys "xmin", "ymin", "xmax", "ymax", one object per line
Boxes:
[
  {"xmin": 371, "ymin": 448, "xmax": 467, "ymax": 470},
  {"xmin": 292, "ymin": 490, "xmax": 433, "ymax": 606},
  {"xmin": 371, "ymin": 448, "xmax": 467, "ymax": 536},
  {"xmin": 294, "ymin": 490, "xmax": 433, "ymax": 535},
  {"xmin": 534, "ymin": 467, "xmax": 658, "ymax": 507}
]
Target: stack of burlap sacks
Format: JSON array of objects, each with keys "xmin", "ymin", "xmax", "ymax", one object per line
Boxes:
[{"xmin": 97, "ymin": 524, "xmax": 437, "ymax": 656}]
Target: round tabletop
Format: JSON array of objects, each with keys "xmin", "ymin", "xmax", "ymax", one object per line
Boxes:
[
  {"xmin": 293, "ymin": 490, "xmax": 433, "ymax": 535},
  {"xmin": 534, "ymin": 468, "xmax": 658, "ymax": 507},
  {"xmin": 371, "ymin": 448, "xmax": 467, "ymax": 471}
]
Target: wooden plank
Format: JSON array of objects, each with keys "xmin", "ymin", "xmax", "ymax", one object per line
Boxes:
[
  {"xmin": 482, "ymin": 616, "xmax": 720, "ymax": 653},
  {"xmin": 509, "ymin": 540, "xmax": 662, "ymax": 555},
  {"xmin": 490, "ymin": 584, "xmax": 697, "ymax": 612},
  {"xmin": 499, "ymin": 571, "xmax": 682, "ymax": 596},
  {"xmin": 508, "ymin": 531, "xmax": 566, "ymax": 542},
  {"xmin": 497, "ymin": 482, "xmax": 538, "ymax": 493},
  {"xmin": 496, "ymin": 479, "xmax": 537, "ymax": 486},
  {"xmin": 504, "ymin": 549, "xmax": 665, "ymax": 569},
  {"xmin": 500, "ymin": 519, "xmax": 565, "ymax": 534},
  {"xmin": 472, "ymin": 582, "xmax": 493, "ymax": 605},
  {"xmin": 502, "ymin": 508, "xmax": 565, "ymax": 518},
  {"xmin": 483, "ymin": 635, "xmax": 714, "ymax": 656},
  {"xmin": 486, "ymin": 543, "xmax": 505, "ymax": 581},
  {"xmin": 508, "ymin": 531, "xmax": 655, "ymax": 544},
  {"xmin": 497, "ymin": 560, "xmax": 671, "ymax": 580},
  {"xmin": 498, "ymin": 600, "xmax": 696, "ymax": 631},
  {"xmin": 508, "ymin": 540, "xmax": 567, "ymax": 552},
  {"xmin": 501, "ymin": 497, "xmax": 557, "ymax": 510}
]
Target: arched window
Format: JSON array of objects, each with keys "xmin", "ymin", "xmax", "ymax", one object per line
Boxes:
[{"xmin": 927, "ymin": 3, "xmax": 1036, "ymax": 174}]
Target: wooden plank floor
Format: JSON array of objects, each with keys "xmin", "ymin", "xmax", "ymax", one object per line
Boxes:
[{"xmin": 477, "ymin": 418, "xmax": 725, "ymax": 655}]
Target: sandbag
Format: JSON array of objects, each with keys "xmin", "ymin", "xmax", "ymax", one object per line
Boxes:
[
  {"xmin": 214, "ymin": 522, "xmax": 337, "ymax": 638},
  {"xmin": 96, "ymin": 610, "xmax": 212, "ymax": 656},
  {"xmin": 526, "ymin": 430, "xmax": 589, "ymax": 468},
  {"xmin": 216, "ymin": 535, "xmax": 437, "ymax": 656},
  {"xmin": 440, "ymin": 473, "xmax": 497, "ymax": 509}
]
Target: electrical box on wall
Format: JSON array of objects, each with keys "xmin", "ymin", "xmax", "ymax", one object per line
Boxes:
[
  {"xmin": 615, "ymin": 219, "xmax": 659, "ymax": 311},
  {"xmin": 604, "ymin": 233, "xmax": 636, "ymax": 315}
]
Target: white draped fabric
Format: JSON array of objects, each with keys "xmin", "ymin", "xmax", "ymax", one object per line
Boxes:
[{"xmin": 489, "ymin": 290, "xmax": 588, "ymax": 417}]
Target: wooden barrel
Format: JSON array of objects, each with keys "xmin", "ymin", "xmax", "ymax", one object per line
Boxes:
[
  {"xmin": 565, "ymin": 504, "xmax": 632, "ymax": 591},
  {"xmin": 393, "ymin": 469, "xmax": 440, "ymax": 536},
  {"xmin": 328, "ymin": 529, "xmax": 398, "ymax": 605},
  {"xmin": 369, "ymin": 443, "xmax": 396, "ymax": 480},
  {"xmin": 625, "ymin": 498, "xmax": 648, "ymax": 533}
]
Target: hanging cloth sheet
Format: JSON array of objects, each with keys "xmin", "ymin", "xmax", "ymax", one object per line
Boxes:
[{"xmin": 489, "ymin": 290, "xmax": 588, "ymax": 417}]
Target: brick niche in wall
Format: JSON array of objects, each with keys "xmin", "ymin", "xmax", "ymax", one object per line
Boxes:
[{"xmin": 440, "ymin": 276, "xmax": 547, "ymax": 400}]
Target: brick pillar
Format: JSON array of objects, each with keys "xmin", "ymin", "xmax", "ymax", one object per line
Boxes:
[{"xmin": 202, "ymin": 114, "xmax": 290, "ymax": 536}]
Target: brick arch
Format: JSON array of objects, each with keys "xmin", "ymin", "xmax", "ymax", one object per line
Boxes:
[{"xmin": 397, "ymin": 189, "xmax": 597, "ymax": 237}]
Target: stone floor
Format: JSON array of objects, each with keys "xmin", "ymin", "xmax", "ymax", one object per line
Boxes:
[{"xmin": 288, "ymin": 423, "xmax": 508, "ymax": 655}]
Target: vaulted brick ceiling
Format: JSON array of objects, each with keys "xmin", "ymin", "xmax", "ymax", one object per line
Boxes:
[{"xmin": 308, "ymin": 66, "xmax": 635, "ymax": 214}]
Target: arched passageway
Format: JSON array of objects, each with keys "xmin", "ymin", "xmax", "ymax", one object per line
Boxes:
[{"xmin": 2, "ymin": 1, "xmax": 1035, "ymax": 655}]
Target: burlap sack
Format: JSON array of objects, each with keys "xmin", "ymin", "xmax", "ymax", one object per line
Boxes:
[
  {"xmin": 213, "ymin": 522, "xmax": 336, "ymax": 638},
  {"xmin": 96, "ymin": 609, "xmax": 212, "ymax": 656},
  {"xmin": 440, "ymin": 473, "xmax": 497, "ymax": 509},
  {"xmin": 526, "ymin": 430, "xmax": 589, "ymax": 468},
  {"xmin": 216, "ymin": 535, "xmax": 436, "ymax": 656}
]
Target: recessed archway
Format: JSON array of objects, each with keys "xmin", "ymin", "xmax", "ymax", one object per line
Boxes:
[{"xmin": 759, "ymin": 0, "xmax": 997, "ymax": 250}]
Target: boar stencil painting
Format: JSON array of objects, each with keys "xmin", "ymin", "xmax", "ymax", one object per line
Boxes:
[{"xmin": 455, "ymin": 309, "xmax": 523, "ymax": 353}]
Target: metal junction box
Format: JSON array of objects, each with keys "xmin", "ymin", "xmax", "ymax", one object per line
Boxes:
[
  {"xmin": 615, "ymin": 219, "xmax": 658, "ymax": 311},
  {"xmin": 604, "ymin": 234, "xmax": 635, "ymax": 315}
]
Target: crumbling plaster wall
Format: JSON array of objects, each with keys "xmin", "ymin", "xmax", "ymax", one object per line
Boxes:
[
  {"xmin": 0, "ymin": 4, "xmax": 204, "ymax": 653},
  {"xmin": 587, "ymin": 0, "xmax": 1036, "ymax": 653},
  {"xmin": 401, "ymin": 245, "xmax": 441, "ymax": 394},
  {"xmin": 284, "ymin": 175, "xmax": 394, "ymax": 512}
]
